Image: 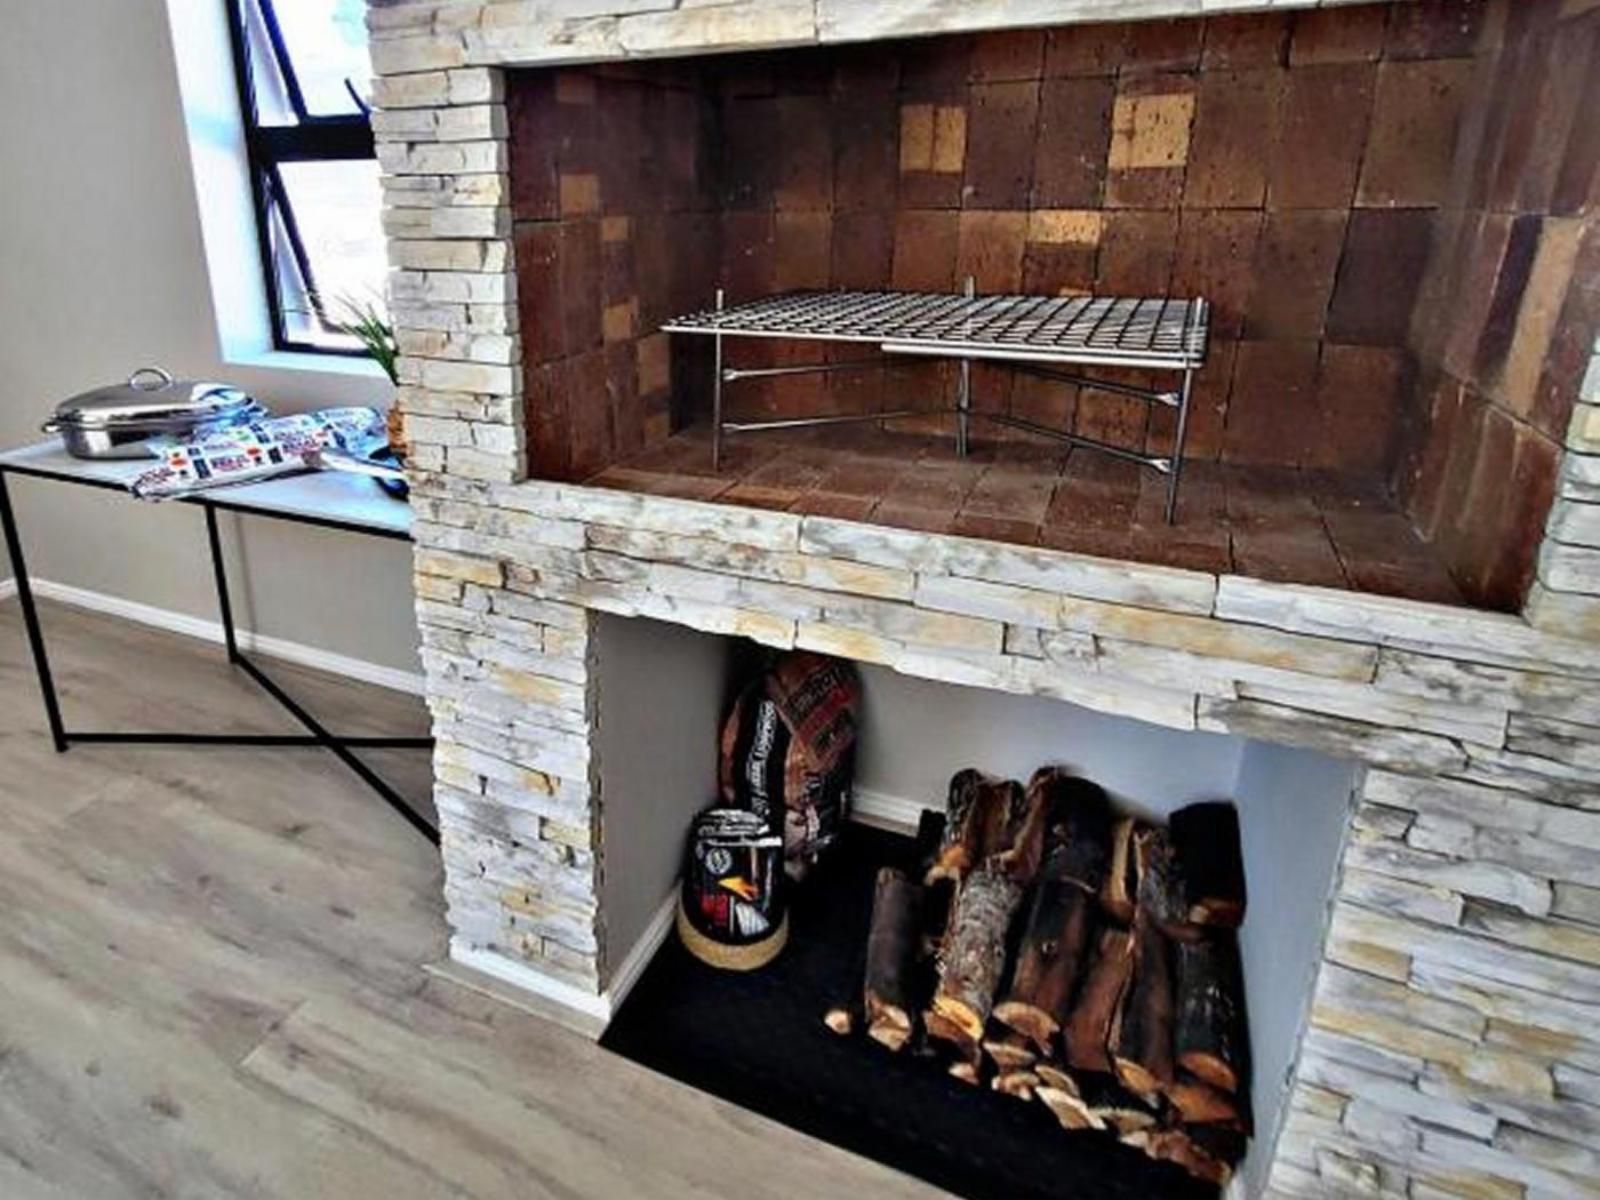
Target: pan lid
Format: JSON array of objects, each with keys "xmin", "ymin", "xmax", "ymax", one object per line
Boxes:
[{"xmin": 51, "ymin": 367, "xmax": 256, "ymax": 428}]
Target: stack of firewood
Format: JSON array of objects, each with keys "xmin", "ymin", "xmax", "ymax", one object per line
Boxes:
[{"xmin": 826, "ymin": 767, "xmax": 1251, "ymax": 1187}]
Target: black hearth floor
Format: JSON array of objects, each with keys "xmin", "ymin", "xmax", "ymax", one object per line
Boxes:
[{"xmin": 601, "ymin": 824, "xmax": 1218, "ymax": 1200}]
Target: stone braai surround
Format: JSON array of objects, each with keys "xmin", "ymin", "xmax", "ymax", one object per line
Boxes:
[{"xmin": 369, "ymin": 2, "xmax": 1600, "ymax": 1197}]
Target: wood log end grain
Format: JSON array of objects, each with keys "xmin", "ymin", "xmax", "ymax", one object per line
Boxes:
[
  {"xmin": 948, "ymin": 1060, "xmax": 981, "ymax": 1086},
  {"xmin": 1177, "ymin": 1050, "xmax": 1239, "ymax": 1097},
  {"xmin": 930, "ymin": 993, "xmax": 986, "ymax": 1046},
  {"xmin": 822, "ymin": 1005, "xmax": 856, "ymax": 1036},
  {"xmin": 1033, "ymin": 1063, "xmax": 1080, "ymax": 1098},
  {"xmin": 923, "ymin": 1006, "xmax": 980, "ymax": 1067},
  {"xmin": 992, "ymin": 1070, "xmax": 1040, "ymax": 1101},
  {"xmin": 982, "ymin": 1030, "xmax": 1039, "ymax": 1072},
  {"xmin": 1166, "ymin": 1074, "xmax": 1241, "ymax": 1125},
  {"xmin": 1093, "ymin": 1105, "xmax": 1159, "ymax": 1137},
  {"xmin": 866, "ymin": 1017, "xmax": 913, "ymax": 1053},
  {"xmin": 991, "ymin": 1000, "xmax": 1059, "ymax": 1054},
  {"xmin": 1124, "ymin": 1129, "xmax": 1233, "ymax": 1186},
  {"xmin": 1037, "ymin": 1085, "xmax": 1106, "ymax": 1131}
]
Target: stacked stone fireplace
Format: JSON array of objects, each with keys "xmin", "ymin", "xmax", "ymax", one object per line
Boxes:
[{"xmin": 372, "ymin": 1, "xmax": 1600, "ymax": 1196}]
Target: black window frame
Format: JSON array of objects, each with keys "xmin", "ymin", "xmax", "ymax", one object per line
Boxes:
[{"xmin": 224, "ymin": 0, "xmax": 378, "ymax": 357}]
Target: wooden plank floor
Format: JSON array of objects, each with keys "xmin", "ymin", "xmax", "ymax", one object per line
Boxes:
[
  {"xmin": 591, "ymin": 424, "xmax": 1465, "ymax": 606},
  {"xmin": 0, "ymin": 601, "xmax": 946, "ymax": 1200}
]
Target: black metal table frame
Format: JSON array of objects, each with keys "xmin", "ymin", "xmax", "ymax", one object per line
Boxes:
[{"xmin": 0, "ymin": 462, "xmax": 438, "ymax": 845}]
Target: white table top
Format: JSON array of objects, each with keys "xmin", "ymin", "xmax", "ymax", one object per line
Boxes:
[{"xmin": 0, "ymin": 440, "xmax": 412, "ymax": 538}]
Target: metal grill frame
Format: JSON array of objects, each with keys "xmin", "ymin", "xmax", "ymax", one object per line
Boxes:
[{"xmin": 661, "ymin": 283, "xmax": 1210, "ymax": 523}]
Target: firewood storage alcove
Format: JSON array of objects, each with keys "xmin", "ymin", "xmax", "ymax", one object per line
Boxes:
[{"xmin": 589, "ymin": 614, "xmax": 1358, "ymax": 1200}]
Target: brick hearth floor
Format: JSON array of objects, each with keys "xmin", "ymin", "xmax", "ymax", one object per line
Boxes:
[{"xmin": 589, "ymin": 424, "xmax": 1465, "ymax": 606}]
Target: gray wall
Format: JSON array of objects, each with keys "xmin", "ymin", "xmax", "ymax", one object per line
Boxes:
[
  {"xmin": 1232, "ymin": 741, "xmax": 1358, "ymax": 1198},
  {"xmin": 855, "ymin": 664, "xmax": 1247, "ymax": 817},
  {"xmin": 0, "ymin": 0, "xmax": 419, "ymax": 675},
  {"xmin": 595, "ymin": 614, "xmax": 733, "ymax": 974}
]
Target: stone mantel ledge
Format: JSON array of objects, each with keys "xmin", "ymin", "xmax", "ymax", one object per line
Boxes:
[
  {"xmin": 414, "ymin": 471, "xmax": 1600, "ymax": 792},
  {"xmin": 366, "ymin": 0, "xmax": 1375, "ymax": 73}
]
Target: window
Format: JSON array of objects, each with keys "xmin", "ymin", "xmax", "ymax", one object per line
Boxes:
[{"xmin": 224, "ymin": 0, "xmax": 385, "ymax": 355}]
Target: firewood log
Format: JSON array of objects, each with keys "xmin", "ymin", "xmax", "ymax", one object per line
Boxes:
[
  {"xmin": 948, "ymin": 1061, "xmax": 981, "ymax": 1086},
  {"xmin": 930, "ymin": 866, "xmax": 1024, "ymax": 1043},
  {"xmin": 1135, "ymin": 825, "xmax": 1202, "ymax": 943},
  {"xmin": 987, "ymin": 776, "xmax": 1031, "ymax": 859},
  {"xmin": 822, "ymin": 1004, "xmax": 856, "ymax": 1036},
  {"xmin": 993, "ymin": 773, "xmax": 1111, "ymax": 1049},
  {"xmin": 1076, "ymin": 1074, "xmax": 1159, "ymax": 1135},
  {"xmin": 1035, "ymin": 770, "xmax": 1113, "ymax": 893},
  {"xmin": 926, "ymin": 769, "xmax": 982, "ymax": 884},
  {"xmin": 992, "ymin": 1070, "xmax": 1040, "ymax": 1101},
  {"xmin": 993, "ymin": 883, "xmax": 1094, "ymax": 1053},
  {"xmin": 996, "ymin": 766, "xmax": 1106, "ymax": 884},
  {"xmin": 982, "ymin": 1030, "xmax": 1038, "ymax": 1072},
  {"xmin": 1033, "ymin": 1062, "xmax": 1080, "ymax": 1097},
  {"xmin": 913, "ymin": 806, "xmax": 947, "ymax": 871},
  {"xmin": 1109, "ymin": 917, "xmax": 1176, "ymax": 1101},
  {"xmin": 915, "ymin": 809, "xmax": 956, "ymax": 959},
  {"xmin": 864, "ymin": 868, "xmax": 923, "ymax": 1052},
  {"xmin": 1173, "ymin": 933, "xmax": 1248, "ymax": 1095},
  {"xmin": 1187, "ymin": 1124, "xmax": 1249, "ymax": 1171},
  {"xmin": 923, "ymin": 1006, "xmax": 981, "ymax": 1068},
  {"xmin": 1037, "ymin": 1086, "xmax": 1106, "ymax": 1131},
  {"xmin": 1101, "ymin": 816, "xmax": 1141, "ymax": 924},
  {"xmin": 1094, "ymin": 1104, "xmax": 1159, "ymax": 1137},
  {"xmin": 1064, "ymin": 926, "xmax": 1136, "ymax": 1074},
  {"xmin": 1165, "ymin": 1073, "xmax": 1242, "ymax": 1125},
  {"xmin": 1170, "ymin": 801, "xmax": 1247, "ymax": 928},
  {"xmin": 1124, "ymin": 1129, "xmax": 1232, "ymax": 1186},
  {"xmin": 926, "ymin": 770, "xmax": 1021, "ymax": 884}
]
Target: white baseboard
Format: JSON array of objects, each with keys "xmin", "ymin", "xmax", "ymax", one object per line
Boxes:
[
  {"xmin": 851, "ymin": 786, "xmax": 926, "ymax": 834},
  {"xmin": 605, "ymin": 889, "xmax": 678, "ymax": 1014},
  {"xmin": 446, "ymin": 887, "xmax": 677, "ymax": 1036},
  {"xmin": 0, "ymin": 575, "xmax": 424, "ymax": 696},
  {"xmin": 450, "ymin": 941, "xmax": 615, "ymax": 1024}
]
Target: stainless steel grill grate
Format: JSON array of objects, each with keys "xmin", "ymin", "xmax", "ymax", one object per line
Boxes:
[
  {"xmin": 662, "ymin": 290, "xmax": 1209, "ymax": 370},
  {"xmin": 661, "ymin": 282, "xmax": 1209, "ymax": 522}
]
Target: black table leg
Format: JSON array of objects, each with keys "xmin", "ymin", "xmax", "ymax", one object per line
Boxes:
[
  {"xmin": 204, "ymin": 503, "xmax": 241, "ymax": 664},
  {"xmin": 201, "ymin": 501, "xmax": 439, "ymax": 846},
  {"xmin": 0, "ymin": 470, "xmax": 67, "ymax": 752}
]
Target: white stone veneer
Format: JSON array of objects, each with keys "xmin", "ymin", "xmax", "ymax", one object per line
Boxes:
[{"xmin": 371, "ymin": 3, "xmax": 1600, "ymax": 1196}]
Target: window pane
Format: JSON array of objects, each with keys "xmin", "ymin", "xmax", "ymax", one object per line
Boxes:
[
  {"xmin": 271, "ymin": 159, "xmax": 387, "ymax": 350},
  {"xmin": 275, "ymin": 0, "xmax": 372, "ymax": 115},
  {"xmin": 244, "ymin": 0, "xmax": 372, "ymax": 122},
  {"xmin": 242, "ymin": 0, "xmax": 296, "ymax": 125}
]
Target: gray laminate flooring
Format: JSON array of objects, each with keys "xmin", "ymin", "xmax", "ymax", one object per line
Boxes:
[{"xmin": 0, "ymin": 600, "xmax": 945, "ymax": 1200}]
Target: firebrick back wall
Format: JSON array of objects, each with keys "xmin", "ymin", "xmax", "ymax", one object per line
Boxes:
[
  {"xmin": 1395, "ymin": 0, "xmax": 1600, "ymax": 611},
  {"xmin": 508, "ymin": 4, "xmax": 1483, "ymax": 482},
  {"xmin": 505, "ymin": 5, "xmax": 1488, "ymax": 486}
]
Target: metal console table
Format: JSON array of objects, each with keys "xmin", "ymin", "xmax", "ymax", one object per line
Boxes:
[
  {"xmin": 662, "ymin": 282, "xmax": 1210, "ymax": 523},
  {"xmin": 0, "ymin": 441, "xmax": 437, "ymax": 845}
]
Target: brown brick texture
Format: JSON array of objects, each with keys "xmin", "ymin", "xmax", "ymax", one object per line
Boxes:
[{"xmin": 505, "ymin": 2, "xmax": 1594, "ymax": 616}]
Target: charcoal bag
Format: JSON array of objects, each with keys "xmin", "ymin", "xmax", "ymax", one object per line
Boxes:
[{"xmin": 718, "ymin": 651, "xmax": 861, "ymax": 879}]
